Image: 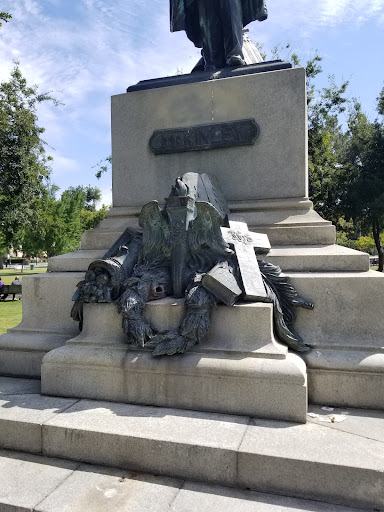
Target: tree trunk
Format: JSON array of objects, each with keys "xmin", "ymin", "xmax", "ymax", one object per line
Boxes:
[{"xmin": 372, "ymin": 220, "xmax": 383, "ymax": 272}]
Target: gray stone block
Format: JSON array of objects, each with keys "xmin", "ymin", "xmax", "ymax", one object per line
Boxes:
[
  {"xmin": 307, "ymin": 405, "xmax": 384, "ymax": 443},
  {"xmin": 170, "ymin": 481, "xmax": 372, "ymax": 512},
  {"xmin": 36, "ymin": 463, "xmax": 182, "ymax": 512},
  {"xmin": 43, "ymin": 400, "xmax": 249, "ymax": 486},
  {"xmin": 0, "ymin": 376, "xmax": 40, "ymax": 395},
  {"xmin": 238, "ymin": 418, "xmax": 384, "ymax": 509},
  {"xmin": 0, "ymin": 452, "xmax": 370, "ymax": 512},
  {"xmin": 0, "ymin": 273, "xmax": 83, "ymax": 377},
  {"xmin": 288, "ymin": 271, "xmax": 384, "ymax": 409},
  {"xmin": 41, "ymin": 301, "xmax": 307, "ymax": 422},
  {"xmin": 48, "ymin": 249, "xmax": 105, "ymax": 272},
  {"xmin": 112, "ymin": 68, "xmax": 308, "ymax": 208},
  {"xmin": 307, "ymin": 366, "xmax": 384, "ymax": 410},
  {"xmin": 0, "ymin": 449, "xmax": 78, "ymax": 510},
  {"xmin": 0, "ymin": 394, "xmax": 79, "ymax": 453},
  {"xmin": 0, "ymin": 377, "xmax": 382, "ymax": 510},
  {"xmin": 266, "ymin": 244, "xmax": 369, "ymax": 272},
  {"xmin": 98, "ymin": 67, "xmax": 336, "ymax": 248},
  {"xmin": 291, "ymin": 271, "xmax": 384, "ymax": 349}
]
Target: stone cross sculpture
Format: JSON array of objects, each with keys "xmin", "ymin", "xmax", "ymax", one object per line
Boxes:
[
  {"xmin": 221, "ymin": 219, "xmax": 270, "ymax": 301},
  {"xmin": 170, "ymin": 0, "xmax": 268, "ymax": 72},
  {"xmin": 72, "ymin": 172, "xmax": 314, "ymax": 356}
]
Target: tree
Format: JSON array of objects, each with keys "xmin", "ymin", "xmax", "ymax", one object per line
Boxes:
[
  {"xmin": 337, "ymin": 94, "xmax": 384, "ymax": 270},
  {"xmin": 81, "ymin": 207, "xmax": 108, "ymax": 232},
  {"xmin": 0, "ymin": 63, "xmax": 59, "ymax": 250},
  {"xmin": 307, "ymin": 73, "xmax": 348, "ymax": 222},
  {"xmin": 0, "ymin": 12, "xmax": 11, "ymax": 28},
  {"xmin": 94, "ymin": 155, "xmax": 111, "ymax": 180},
  {"xmin": 268, "ymin": 46, "xmax": 349, "ymax": 223},
  {"xmin": 84, "ymin": 186, "xmax": 102, "ymax": 211},
  {"xmin": 21, "ymin": 185, "xmax": 106, "ymax": 258}
]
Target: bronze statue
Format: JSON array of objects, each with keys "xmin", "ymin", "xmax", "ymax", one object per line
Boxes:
[
  {"xmin": 72, "ymin": 173, "xmax": 313, "ymax": 356},
  {"xmin": 170, "ymin": 0, "xmax": 268, "ymax": 71}
]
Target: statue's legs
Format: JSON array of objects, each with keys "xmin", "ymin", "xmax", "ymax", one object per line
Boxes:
[
  {"xmin": 197, "ymin": 0, "xmax": 244, "ymax": 70},
  {"xmin": 197, "ymin": 0, "xmax": 226, "ymax": 70},
  {"xmin": 220, "ymin": 0, "xmax": 244, "ymax": 65}
]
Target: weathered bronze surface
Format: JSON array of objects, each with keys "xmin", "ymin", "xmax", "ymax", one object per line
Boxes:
[
  {"xmin": 72, "ymin": 173, "xmax": 313, "ymax": 355},
  {"xmin": 182, "ymin": 172, "xmax": 230, "ymax": 221},
  {"xmin": 202, "ymin": 261, "xmax": 242, "ymax": 306},
  {"xmin": 149, "ymin": 119, "xmax": 259, "ymax": 155},
  {"xmin": 170, "ymin": 0, "xmax": 268, "ymax": 72},
  {"xmin": 127, "ymin": 61, "xmax": 292, "ymax": 93}
]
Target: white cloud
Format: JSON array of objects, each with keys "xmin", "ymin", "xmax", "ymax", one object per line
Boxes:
[
  {"xmin": 1, "ymin": 0, "xmax": 382, "ymax": 197},
  {"xmin": 266, "ymin": 0, "xmax": 384, "ymax": 34},
  {"xmin": 97, "ymin": 186, "xmax": 113, "ymax": 209},
  {"xmin": 51, "ymin": 155, "xmax": 82, "ymax": 176}
]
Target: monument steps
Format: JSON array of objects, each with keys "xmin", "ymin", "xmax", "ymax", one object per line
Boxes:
[
  {"xmin": 0, "ymin": 450, "xmax": 374, "ymax": 512},
  {"xmin": 47, "ymin": 243, "xmax": 370, "ymax": 273},
  {"xmin": 0, "ymin": 377, "xmax": 383, "ymax": 510}
]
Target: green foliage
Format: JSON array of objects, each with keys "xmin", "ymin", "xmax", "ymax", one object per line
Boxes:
[
  {"xmin": 270, "ymin": 43, "xmax": 300, "ymax": 68},
  {"xmin": 354, "ymin": 236, "xmax": 377, "ymax": 255},
  {"xmin": 0, "ymin": 12, "xmax": 11, "ymax": 28},
  {"xmin": 0, "ymin": 63, "xmax": 106, "ymax": 259},
  {"xmin": 305, "ymin": 56, "xmax": 349, "ymax": 221},
  {"xmin": 267, "ymin": 45, "xmax": 349, "ymax": 221},
  {"xmin": 336, "ymin": 91, "xmax": 384, "ymax": 269},
  {"xmin": 307, "ymin": 76, "xmax": 348, "ymax": 221},
  {"xmin": 21, "ymin": 185, "xmax": 106, "ymax": 257},
  {"xmin": 0, "ymin": 63, "xmax": 60, "ymax": 249},
  {"xmin": 84, "ymin": 186, "xmax": 102, "ymax": 211},
  {"xmin": 336, "ymin": 231, "xmax": 357, "ymax": 250},
  {"xmin": 94, "ymin": 155, "xmax": 111, "ymax": 179},
  {"xmin": 337, "ymin": 232, "xmax": 384, "ymax": 256},
  {"xmin": 81, "ymin": 207, "xmax": 107, "ymax": 232},
  {"xmin": 377, "ymin": 88, "xmax": 384, "ymax": 116}
]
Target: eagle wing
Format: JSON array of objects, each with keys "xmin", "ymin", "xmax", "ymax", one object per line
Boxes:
[{"xmin": 138, "ymin": 201, "xmax": 171, "ymax": 268}]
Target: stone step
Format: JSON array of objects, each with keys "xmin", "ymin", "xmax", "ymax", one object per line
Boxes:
[
  {"xmin": 41, "ymin": 301, "xmax": 308, "ymax": 423},
  {"xmin": 266, "ymin": 244, "xmax": 369, "ymax": 272},
  {"xmin": 0, "ymin": 377, "xmax": 383, "ymax": 509},
  {"xmin": 47, "ymin": 244, "xmax": 369, "ymax": 273},
  {"xmin": 0, "ymin": 449, "xmax": 374, "ymax": 512}
]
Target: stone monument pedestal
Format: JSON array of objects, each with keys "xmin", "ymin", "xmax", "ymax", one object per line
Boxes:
[
  {"xmin": 1, "ymin": 64, "xmax": 383, "ymax": 419},
  {"xmin": 42, "ymin": 301, "xmax": 307, "ymax": 422},
  {"xmin": 80, "ymin": 66, "xmax": 334, "ymax": 249}
]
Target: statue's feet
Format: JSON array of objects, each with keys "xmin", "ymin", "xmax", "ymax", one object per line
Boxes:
[
  {"xmin": 191, "ymin": 57, "xmax": 205, "ymax": 73},
  {"xmin": 226, "ymin": 55, "xmax": 246, "ymax": 67}
]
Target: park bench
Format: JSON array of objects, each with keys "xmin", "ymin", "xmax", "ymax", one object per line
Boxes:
[{"xmin": 0, "ymin": 284, "xmax": 22, "ymax": 301}]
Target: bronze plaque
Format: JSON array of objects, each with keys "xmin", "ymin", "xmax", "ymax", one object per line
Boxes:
[{"xmin": 149, "ymin": 118, "xmax": 259, "ymax": 155}]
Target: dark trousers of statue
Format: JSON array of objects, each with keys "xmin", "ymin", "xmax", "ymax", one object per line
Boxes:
[{"xmin": 196, "ymin": 0, "xmax": 244, "ymax": 69}]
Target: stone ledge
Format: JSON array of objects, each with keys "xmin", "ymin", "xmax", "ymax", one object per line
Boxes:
[
  {"xmin": 48, "ymin": 249, "xmax": 105, "ymax": 272},
  {"xmin": 41, "ymin": 300, "xmax": 306, "ymax": 421},
  {"xmin": 48, "ymin": 243, "xmax": 368, "ymax": 273},
  {"xmin": 266, "ymin": 244, "xmax": 369, "ymax": 272},
  {"xmin": 0, "ymin": 449, "xmax": 372, "ymax": 511},
  {"xmin": 0, "ymin": 382, "xmax": 383, "ymax": 509},
  {"xmin": 41, "ymin": 347, "xmax": 307, "ymax": 421}
]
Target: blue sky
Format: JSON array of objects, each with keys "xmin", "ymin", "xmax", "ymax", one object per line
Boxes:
[{"xmin": 0, "ymin": 0, "xmax": 383, "ymax": 207}]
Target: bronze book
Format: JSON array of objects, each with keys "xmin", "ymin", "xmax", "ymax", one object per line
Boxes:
[{"xmin": 202, "ymin": 262, "xmax": 242, "ymax": 306}]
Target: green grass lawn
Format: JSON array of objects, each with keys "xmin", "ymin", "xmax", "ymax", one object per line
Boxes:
[
  {"xmin": 0, "ymin": 267, "xmax": 47, "ymax": 285},
  {"xmin": 0, "ymin": 267, "xmax": 47, "ymax": 334},
  {"xmin": 0, "ymin": 301, "xmax": 23, "ymax": 335}
]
